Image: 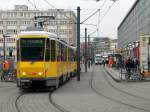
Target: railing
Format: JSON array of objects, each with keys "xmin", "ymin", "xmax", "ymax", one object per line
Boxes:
[{"xmin": 112, "ymin": 63, "xmax": 145, "ymax": 81}]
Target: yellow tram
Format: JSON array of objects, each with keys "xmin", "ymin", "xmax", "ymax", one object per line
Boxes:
[{"xmin": 16, "ymin": 31, "xmax": 77, "ymax": 88}]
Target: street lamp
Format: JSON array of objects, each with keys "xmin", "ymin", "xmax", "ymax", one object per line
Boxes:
[{"xmin": 3, "ymin": 34, "xmax": 10, "ymax": 61}]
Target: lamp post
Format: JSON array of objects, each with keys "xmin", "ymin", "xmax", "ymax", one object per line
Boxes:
[{"xmin": 3, "ymin": 35, "xmax": 10, "ymax": 61}]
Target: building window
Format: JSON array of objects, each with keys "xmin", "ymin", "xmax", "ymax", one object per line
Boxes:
[
  {"xmin": 0, "ymin": 38, "xmax": 3, "ymax": 43},
  {"xmin": 20, "ymin": 21, "xmax": 31, "ymax": 25},
  {"xmin": 14, "ymin": 12, "xmax": 17, "ymax": 17},
  {"xmin": 7, "ymin": 21, "xmax": 17, "ymax": 25},
  {"xmin": 0, "ymin": 30, "xmax": 3, "ymax": 34},
  {"xmin": 7, "ymin": 38, "xmax": 9, "ymax": 43},
  {"xmin": 7, "ymin": 29, "xmax": 17, "ymax": 34},
  {"xmin": 20, "ymin": 12, "xmax": 23, "ymax": 17},
  {"xmin": 0, "ymin": 21, "xmax": 3, "ymax": 25},
  {"xmin": 1, "ymin": 38, "xmax": 3, "ymax": 43}
]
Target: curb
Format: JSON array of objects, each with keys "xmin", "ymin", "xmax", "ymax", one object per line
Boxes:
[
  {"xmin": 104, "ymin": 67, "xmax": 121, "ymax": 83},
  {"xmin": 104, "ymin": 67, "xmax": 150, "ymax": 83}
]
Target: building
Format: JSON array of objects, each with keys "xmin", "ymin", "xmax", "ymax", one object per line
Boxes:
[
  {"xmin": 93, "ymin": 37, "xmax": 111, "ymax": 54},
  {"xmin": 118, "ymin": 0, "xmax": 150, "ymax": 49},
  {"xmin": 0, "ymin": 5, "xmax": 77, "ymax": 56},
  {"xmin": 0, "ymin": 37, "xmax": 16, "ymax": 57},
  {"xmin": 110, "ymin": 39, "xmax": 118, "ymax": 51}
]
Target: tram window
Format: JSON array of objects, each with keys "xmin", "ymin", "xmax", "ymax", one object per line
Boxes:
[
  {"xmin": 65, "ymin": 47, "xmax": 67, "ymax": 61},
  {"xmin": 20, "ymin": 38, "xmax": 45, "ymax": 61},
  {"xmin": 65, "ymin": 46, "xmax": 67, "ymax": 61},
  {"xmin": 69, "ymin": 49, "xmax": 70, "ymax": 61},
  {"xmin": 61, "ymin": 45, "xmax": 67, "ymax": 61},
  {"xmin": 61, "ymin": 44, "xmax": 63, "ymax": 61},
  {"xmin": 51, "ymin": 40, "xmax": 56, "ymax": 61},
  {"xmin": 17, "ymin": 40, "xmax": 20, "ymax": 61},
  {"xmin": 67, "ymin": 48, "xmax": 69, "ymax": 61},
  {"xmin": 73, "ymin": 50, "xmax": 76, "ymax": 61},
  {"xmin": 56, "ymin": 42, "xmax": 61, "ymax": 61},
  {"xmin": 45, "ymin": 39, "xmax": 50, "ymax": 61},
  {"xmin": 70, "ymin": 49, "xmax": 73, "ymax": 61},
  {"xmin": 66, "ymin": 47, "xmax": 70, "ymax": 61}
]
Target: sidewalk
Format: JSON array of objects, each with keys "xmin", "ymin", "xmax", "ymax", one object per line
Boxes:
[
  {"xmin": 105, "ymin": 66, "xmax": 150, "ymax": 82},
  {"xmin": 81, "ymin": 64, "xmax": 122, "ymax": 82},
  {"xmin": 52, "ymin": 65, "xmax": 125, "ymax": 112}
]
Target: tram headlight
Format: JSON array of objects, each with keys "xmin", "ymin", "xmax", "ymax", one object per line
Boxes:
[
  {"xmin": 38, "ymin": 72, "xmax": 43, "ymax": 76},
  {"xmin": 22, "ymin": 72, "xmax": 26, "ymax": 76}
]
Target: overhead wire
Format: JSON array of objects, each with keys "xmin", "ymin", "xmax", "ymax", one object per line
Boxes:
[
  {"xmin": 97, "ymin": 0, "xmax": 107, "ymax": 27},
  {"xmin": 97, "ymin": 1, "xmax": 115, "ymax": 28},
  {"xmin": 89, "ymin": 29, "xmax": 98, "ymax": 35},
  {"xmin": 82, "ymin": 23, "xmax": 97, "ymax": 27},
  {"xmin": 43, "ymin": 0, "xmax": 73, "ymax": 20},
  {"xmin": 97, "ymin": 0, "xmax": 107, "ymax": 36},
  {"xmin": 43, "ymin": 0, "xmax": 56, "ymax": 9},
  {"xmin": 87, "ymin": 0, "xmax": 107, "ymax": 36},
  {"xmin": 89, "ymin": 0, "xmax": 116, "ymax": 36},
  {"xmin": 27, "ymin": 0, "xmax": 39, "ymax": 10},
  {"xmin": 81, "ymin": 9, "xmax": 100, "ymax": 24},
  {"xmin": 29, "ymin": 0, "xmax": 114, "ymax": 38}
]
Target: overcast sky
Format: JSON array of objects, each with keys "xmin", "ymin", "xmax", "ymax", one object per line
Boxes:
[{"xmin": 0, "ymin": 0, "xmax": 136, "ymax": 39}]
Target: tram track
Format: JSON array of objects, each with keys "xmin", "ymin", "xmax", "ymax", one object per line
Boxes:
[
  {"xmin": 90, "ymin": 66, "xmax": 150, "ymax": 112},
  {"xmin": 13, "ymin": 87, "xmax": 70, "ymax": 112},
  {"xmin": 15, "ymin": 92, "xmax": 24, "ymax": 112},
  {"xmin": 49, "ymin": 91, "xmax": 70, "ymax": 112},
  {"xmin": 103, "ymin": 67, "xmax": 150, "ymax": 102}
]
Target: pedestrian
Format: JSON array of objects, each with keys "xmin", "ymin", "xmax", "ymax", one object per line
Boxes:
[
  {"xmin": 126, "ymin": 57, "xmax": 132, "ymax": 79},
  {"xmin": 88, "ymin": 59, "xmax": 90, "ymax": 68},
  {"xmin": 133, "ymin": 57, "xmax": 139, "ymax": 69},
  {"xmin": 102, "ymin": 58, "xmax": 106, "ymax": 67},
  {"xmin": 108, "ymin": 56, "xmax": 113, "ymax": 68},
  {"xmin": 124, "ymin": 56, "xmax": 128, "ymax": 68},
  {"xmin": 1, "ymin": 60, "xmax": 10, "ymax": 81}
]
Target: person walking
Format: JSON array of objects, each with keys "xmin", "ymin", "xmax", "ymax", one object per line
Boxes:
[
  {"xmin": 88, "ymin": 59, "xmax": 90, "ymax": 69},
  {"xmin": 1, "ymin": 60, "xmax": 10, "ymax": 81},
  {"xmin": 126, "ymin": 57, "xmax": 132, "ymax": 79},
  {"xmin": 102, "ymin": 58, "xmax": 106, "ymax": 67},
  {"xmin": 109, "ymin": 56, "xmax": 113, "ymax": 68}
]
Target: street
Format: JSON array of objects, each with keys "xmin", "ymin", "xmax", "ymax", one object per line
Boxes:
[{"xmin": 1, "ymin": 65, "xmax": 150, "ymax": 112}]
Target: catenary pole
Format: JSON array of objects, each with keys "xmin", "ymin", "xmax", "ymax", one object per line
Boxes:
[
  {"xmin": 3, "ymin": 35, "xmax": 6, "ymax": 61},
  {"xmin": 77, "ymin": 6, "xmax": 80, "ymax": 81},
  {"xmin": 88, "ymin": 34, "xmax": 90, "ymax": 68},
  {"xmin": 85, "ymin": 28, "xmax": 87, "ymax": 72}
]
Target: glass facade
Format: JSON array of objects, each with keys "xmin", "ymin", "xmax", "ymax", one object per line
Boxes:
[{"xmin": 118, "ymin": 0, "xmax": 150, "ymax": 48}]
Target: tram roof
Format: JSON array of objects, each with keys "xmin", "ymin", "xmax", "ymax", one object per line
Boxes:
[
  {"xmin": 18, "ymin": 31, "xmax": 76, "ymax": 50},
  {"xmin": 18, "ymin": 31, "xmax": 57, "ymax": 38}
]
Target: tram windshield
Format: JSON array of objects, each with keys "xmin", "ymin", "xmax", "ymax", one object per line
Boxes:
[{"xmin": 20, "ymin": 38, "xmax": 45, "ymax": 61}]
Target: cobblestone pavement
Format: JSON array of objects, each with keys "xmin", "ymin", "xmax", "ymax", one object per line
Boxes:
[
  {"xmin": 17, "ymin": 92, "xmax": 60, "ymax": 112},
  {"xmin": 104, "ymin": 66, "xmax": 150, "ymax": 100},
  {"xmin": 1, "ymin": 65, "xmax": 150, "ymax": 112},
  {"xmin": 0, "ymin": 82, "xmax": 19, "ymax": 112},
  {"xmin": 0, "ymin": 82, "xmax": 61, "ymax": 112},
  {"xmin": 52, "ymin": 65, "xmax": 150, "ymax": 112}
]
